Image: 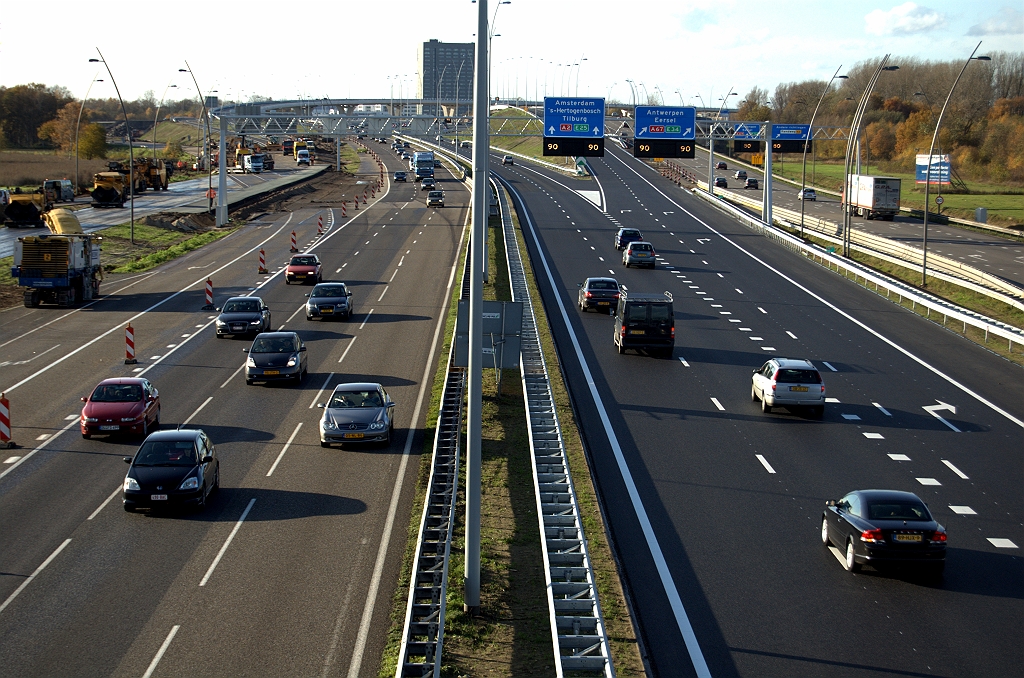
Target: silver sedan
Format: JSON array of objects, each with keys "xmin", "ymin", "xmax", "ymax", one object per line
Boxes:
[{"xmin": 318, "ymin": 382, "xmax": 395, "ymax": 447}]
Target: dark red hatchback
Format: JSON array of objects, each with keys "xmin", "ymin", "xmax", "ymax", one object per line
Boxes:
[{"xmin": 81, "ymin": 378, "xmax": 160, "ymax": 439}]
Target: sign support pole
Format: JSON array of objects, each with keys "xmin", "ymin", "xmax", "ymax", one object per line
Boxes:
[
  {"xmin": 762, "ymin": 122, "xmax": 772, "ymax": 226},
  {"xmin": 217, "ymin": 116, "xmax": 228, "ymax": 226},
  {"xmin": 465, "ymin": 0, "xmax": 487, "ymax": 615}
]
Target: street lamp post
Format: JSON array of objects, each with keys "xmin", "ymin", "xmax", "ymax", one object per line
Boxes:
[
  {"xmin": 707, "ymin": 88, "xmax": 735, "ymax": 196},
  {"xmin": 90, "ymin": 50, "xmax": 136, "ymax": 244},
  {"xmin": 573, "ymin": 55, "xmax": 587, "ymax": 97},
  {"xmin": 842, "ymin": 57, "xmax": 899, "ymax": 257},
  {"xmin": 922, "ymin": 42, "xmax": 989, "ymax": 285},
  {"xmin": 179, "ymin": 63, "xmax": 214, "ymax": 216},
  {"xmin": 152, "ymin": 82, "xmax": 178, "ymax": 159},
  {"xmin": 74, "ymin": 74, "xmax": 103, "ymax": 197},
  {"xmin": 799, "ymin": 66, "xmax": 848, "ymax": 237}
]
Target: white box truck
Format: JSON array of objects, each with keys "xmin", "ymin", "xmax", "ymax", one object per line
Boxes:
[{"xmin": 848, "ymin": 175, "xmax": 901, "ymax": 221}]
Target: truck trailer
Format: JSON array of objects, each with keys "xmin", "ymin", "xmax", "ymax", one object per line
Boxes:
[{"xmin": 847, "ymin": 175, "xmax": 901, "ymax": 221}]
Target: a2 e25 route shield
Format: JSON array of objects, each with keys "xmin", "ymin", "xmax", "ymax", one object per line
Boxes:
[{"xmin": 543, "ymin": 97, "xmax": 605, "ymax": 157}]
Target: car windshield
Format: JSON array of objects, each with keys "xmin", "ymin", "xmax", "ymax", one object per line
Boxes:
[
  {"xmin": 134, "ymin": 440, "xmax": 198, "ymax": 466},
  {"xmin": 588, "ymin": 281, "xmax": 617, "ymax": 290},
  {"xmin": 631, "ymin": 243, "xmax": 652, "ymax": 251},
  {"xmin": 290, "ymin": 257, "xmax": 316, "ymax": 266},
  {"xmin": 775, "ymin": 369, "xmax": 822, "ymax": 384},
  {"xmin": 867, "ymin": 501, "xmax": 931, "ymax": 521},
  {"xmin": 223, "ymin": 300, "xmax": 259, "ymax": 313},
  {"xmin": 312, "ymin": 286, "xmax": 347, "ymax": 298},
  {"xmin": 91, "ymin": 384, "xmax": 142, "ymax": 402},
  {"xmin": 429, "ymin": 191, "xmax": 443, "ymax": 197},
  {"xmin": 329, "ymin": 390, "xmax": 383, "ymax": 408},
  {"xmin": 251, "ymin": 336, "xmax": 296, "ymax": 353}
]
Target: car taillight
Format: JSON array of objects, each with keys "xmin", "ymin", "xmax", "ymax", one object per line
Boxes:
[
  {"xmin": 585, "ymin": 291, "xmax": 592, "ymax": 298},
  {"xmin": 860, "ymin": 529, "xmax": 885, "ymax": 543},
  {"xmin": 770, "ymin": 379, "xmax": 777, "ymax": 392},
  {"xmin": 930, "ymin": 530, "xmax": 947, "ymax": 543},
  {"xmin": 670, "ymin": 326, "xmax": 675, "ymax": 338},
  {"xmin": 620, "ymin": 326, "xmax": 626, "ymax": 337},
  {"xmin": 612, "ymin": 293, "xmax": 619, "ymax": 298}
]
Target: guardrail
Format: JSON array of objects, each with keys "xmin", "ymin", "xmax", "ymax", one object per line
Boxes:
[
  {"xmin": 688, "ymin": 187, "xmax": 1024, "ymax": 352},
  {"xmin": 395, "ymin": 268, "xmax": 468, "ymax": 677},
  {"xmin": 494, "ymin": 176, "xmax": 615, "ymax": 676}
]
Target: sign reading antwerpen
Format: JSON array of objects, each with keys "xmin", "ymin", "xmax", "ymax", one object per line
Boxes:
[
  {"xmin": 633, "ymin": 106, "xmax": 696, "ymax": 158},
  {"xmin": 543, "ymin": 97, "xmax": 605, "ymax": 157}
]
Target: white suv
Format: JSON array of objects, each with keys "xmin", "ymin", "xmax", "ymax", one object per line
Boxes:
[{"xmin": 751, "ymin": 358, "xmax": 826, "ymax": 417}]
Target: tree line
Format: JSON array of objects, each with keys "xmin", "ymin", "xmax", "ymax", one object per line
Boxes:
[{"xmin": 734, "ymin": 51, "xmax": 1024, "ymax": 184}]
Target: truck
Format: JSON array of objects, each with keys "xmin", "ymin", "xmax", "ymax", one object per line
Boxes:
[
  {"xmin": 13, "ymin": 209, "xmax": 103, "ymax": 307},
  {"xmin": 293, "ymin": 140, "xmax": 308, "ymax": 160},
  {"xmin": 242, "ymin": 153, "xmax": 264, "ymax": 173},
  {"xmin": 4, "ymin": 188, "xmax": 51, "ymax": 227},
  {"xmin": 259, "ymin": 153, "xmax": 275, "ymax": 171},
  {"xmin": 135, "ymin": 159, "xmax": 169, "ymax": 191},
  {"xmin": 43, "ymin": 179, "xmax": 74, "ymax": 202},
  {"xmin": 847, "ymin": 175, "xmax": 901, "ymax": 221},
  {"xmin": 412, "ymin": 151, "xmax": 435, "ymax": 181},
  {"xmin": 282, "ymin": 139, "xmax": 294, "ymax": 157},
  {"xmin": 91, "ymin": 170, "xmax": 128, "ymax": 207}
]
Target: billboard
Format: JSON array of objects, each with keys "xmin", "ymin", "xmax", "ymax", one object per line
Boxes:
[{"xmin": 915, "ymin": 154, "xmax": 951, "ymax": 185}]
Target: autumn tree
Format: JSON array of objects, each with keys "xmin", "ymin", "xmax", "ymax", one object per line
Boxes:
[
  {"xmin": 865, "ymin": 121, "xmax": 897, "ymax": 160},
  {"xmin": 164, "ymin": 139, "xmax": 184, "ymax": 158},
  {"xmin": 0, "ymin": 83, "xmax": 73, "ymax": 147},
  {"xmin": 36, "ymin": 102, "xmax": 87, "ymax": 154},
  {"xmin": 736, "ymin": 86, "xmax": 771, "ymax": 121},
  {"xmin": 79, "ymin": 123, "xmax": 108, "ymax": 159}
]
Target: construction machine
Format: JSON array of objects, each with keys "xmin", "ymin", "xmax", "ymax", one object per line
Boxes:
[
  {"xmin": 12, "ymin": 209, "xmax": 103, "ymax": 307},
  {"xmin": 90, "ymin": 170, "xmax": 128, "ymax": 207},
  {"xmin": 4, "ymin": 188, "xmax": 51, "ymax": 227}
]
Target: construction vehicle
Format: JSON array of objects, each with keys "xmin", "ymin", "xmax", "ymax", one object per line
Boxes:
[
  {"xmin": 293, "ymin": 139, "xmax": 307, "ymax": 160},
  {"xmin": 90, "ymin": 170, "xmax": 128, "ymax": 207},
  {"xmin": 12, "ymin": 209, "xmax": 103, "ymax": 307},
  {"xmin": 261, "ymin": 153, "xmax": 275, "ymax": 171},
  {"xmin": 242, "ymin": 153, "xmax": 264, "ymax": 173},
  {"xmin": 4, "ymin": 188, "xmax": 51, "ymax": 227},
  {"xmin": 282, "ymin": 139, "xmax": 294, "ymax": 157},
  {"xmin": 135, "ymin": 159, "xmax": 169, "ymax": 191}
]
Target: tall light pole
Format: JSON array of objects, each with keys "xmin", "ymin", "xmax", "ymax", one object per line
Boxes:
[
  {"xmin": 625, "ymin": 79, "xmax": 637, "ymax": 108},
  {"xmin": 486, "ymin": 0, "xmax": 511, "ymax": 102},
  {"xmin": 454, "ymin": 59, "xmax": 467, "ymax": 146},
  {"xmin": 436, "ymin": 64, "xmax": 449, "ymax": 129},
  {"xmin": 90, "ymin": 50, "xmax": 136, "ymax": 244},
  {"xmin": 707, "ymin": 87, "xmax": 735, "ymax": 196},
  {"xmin": 922, "ymin": 42, "xmax": 989, "ymax": 286},
  {"xmin": 674, "ymin": 89, "xmax": 684, "ymax": 105},
  {"xmin": 573, "ymin": 55, "xmax": 587, "ymax": 96},
  {"xmin": 179, "ymin": 63, "xmax": 214, "ymax": 216},
  {"xmin": 798, "ymin": 66, "xmax": 848, "ymax": 236},
  {"xmin": 842, "ymin": 57, "xmax": 899, "ymax": 256},
  {"xmin": 152, "ymin": 82, "xmax": 178, "ymax": 159},
  {"xmin": 74, "ymin": 73, "xmax": 103, "ymax": 197}
]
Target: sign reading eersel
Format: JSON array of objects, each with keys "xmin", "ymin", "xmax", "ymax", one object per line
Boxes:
[{"xmin": 634, "ymin": 106, "xmax": 695, "ymax": 139}]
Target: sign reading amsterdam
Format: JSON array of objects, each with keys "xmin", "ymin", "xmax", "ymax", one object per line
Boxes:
[
  {"xmin": 633, "ymin": 106, "xmax": 696, "ymax": 158},
  {"xmin": 543, "ymin": 97, "xmax": 605, "ymax": 157},
  {"xmin": 771, "ymin": 124, "xmax": 812, "ymax": 153}
]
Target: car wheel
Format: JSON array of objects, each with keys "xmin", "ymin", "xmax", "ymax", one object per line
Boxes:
[
  {"xmin": 844, "ymin": 539, "xmax": 861, "ymax": 572},
  {"xmin": 82, "ymin": 432, "xmax": 91, "ymax": 439},
  {"xmin": 285, "ymin": 279, "xmax": 291, "ymax": 285},
  {"xmin": 195, "ymin": 489, "xmax": 206, "ymax": 512},
  {"xmin": 216, "ymin": 333, "xmax": 223, "ymax": 339},
  {"xmin": 616, "ymin": 341, "xmax": 625, "ymax": 355},
  {"xmin": 821, "ymin": 517, "xmax": 831, "ymax": 546},
  {"xmin": 124, "ymin": 504, "xmax": 135, "ymax": 512},
  {"xmin": 213, "ymin": 465, "xmax": 220, "ymax": 490},
  {"xmin": 153, "ymin": 410, "xmax": 160, "ymax": 431},
  {"xmin": 761, "ymin": 396, "xmax": 771, "ymax": 413},
  {"xmin": 139, "ymin": 419, "xmax": 148, "ymax": 439},
  {"xmin": 320, "ymin": 441, "xmax": 330, "ymax": 448},
  {"xmin": 245, "ymin": 379, "xmax": 254, "ymax": 386}
]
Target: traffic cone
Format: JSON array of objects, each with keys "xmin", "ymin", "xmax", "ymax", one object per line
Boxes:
[
  {"xmin": 290, "ymin": 231, "xmax": 298, "ymax": 252},
  {"xmin": 258, "ymin": 249, "xmax": 268, "ymax": 274}
]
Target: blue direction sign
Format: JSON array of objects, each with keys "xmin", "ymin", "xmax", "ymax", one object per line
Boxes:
[
  {"xmin": 733, "ymin": 123, "xmax": 762, "ymax": 139},
  {"xmin": 544, "ymin": 97, "xmax": 605, "ymax": 138},
  {"xmin": 634, "ymin": 106, "xmax": 696, "ymax": 139},
  {"xmin": 771, "ymin": 124, "xmax": 811, "ymax": 153}
]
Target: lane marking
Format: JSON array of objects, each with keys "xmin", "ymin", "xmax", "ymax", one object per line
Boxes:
[
  {"xmin": 0, "ymin": 419, "xmax": 78, "ymax": 481},
  {"xmin": 0, "ymin": 538, "xmax": 72, "ymax": 614},
  {"xmin": 888, "ymin": 454, "xmax": 911, "ymax": 461},
  {"xmin": 285, "ymin": 304, "xmax": 305, "ymax": 324},
  {"xmin": 199, "ymin": 497, "xmax": 256, "ymax": 586},
  {"xmin": 389, "ymin": 269, "xmax": 398, "ymax": 282},
  {"xmin": 735, "ymin": 289, "xmax": 743, "ymax": 294},
  {"xmin": 987, "ymin": 538, "xmax": 1018, "ymax": 548},
  {"xmin": 710, "ymin": 398, "xmax": 725, "ymax": 411},
  {"xmin": 337, "ymin": 335, "xmax": 358, "ymax": 364},
  {"xmin": 755, "ymin": 454, "xmax": 776, "ymax": 474},
  {"xmin": 757, "ymin": 307, "xmax": 767, "ymax": 314},
  {"xmin": 141, "ymin": 625, "xmax": 180, "ymax": 678},
  {"xmin": 863, "ymin": 432, "xmax": 884, "ymax": 439},
  {"xmin": 841, "ymin": 414, "xmax": 861, "ymax": 420},
  {"xmin": 359, "ymin": 310, "xmax": 374, "ymax": 329},
  {"xmin": 761, "ymin": 347, "xmax": 776, "ymax": 351},
  {"xmin": 822, "ymin": 362, "xmax": 837, "ymax": 372},
  {"xmin": 182, "ymin": 397, "xmax": 213, "ymax": 426},
  {"xmin": 310, "ymin": 372, "xmax": 336, "ymax": 408},
  {"xmin": 266, "ymin": 422, "xmax": 303, "ymax": 477},
  {"xmin": 949, "ymin": 506, "xmax": 976, "ymax": 515},
  {"xmin": 3, "ymin": 456, "xmax": 20, "ymax": 464},
  {"xmin": 941, "ymin": 459, "xmax": 969, "ymax": 479},
  {"xmin": 377, "ymin": 287, "xmax": 389, "ymax": 302},
  {"xmin": 916, "ymin": 477, "xmax": 941, "ymax": 486},
  {"xmin": 786, "ymin": 331, "xmax": 798, "ymax": 339},
  {"xmin": 88, "ymin": 486, "xmax": 122, "ymax": 520},
  {"xmin": 678, "ymin": 357, "xmax": 689, "ymax": 367},
  {"xmin": 220, "ymin": 363, "xmax": 246, "ymax": 388},
  {"xmin": 873, "ymin": 402, "xmax": 892, "ymax": 416},
  {"xmin": 826, "ymin": 397, "xmax": 840, "ymax": 403}
]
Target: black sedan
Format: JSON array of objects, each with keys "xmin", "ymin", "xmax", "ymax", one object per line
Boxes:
[
  {"xmin": 578, "ymin": 277, "xmax": 620, "ymax": 313},
  {"xmin": 318, "ymin": 382, "xmax": 395, "ymax": 447},
  {"xmin": 305, "ymin": 282, "xmax": 352, "ymax": 320},
  {"xmin": 393, "ymin": 171, "xmax": 407, "ymax": 182},
  {"xmin": 215, "ymin": 296, "xmax": 271, "ymax": 338},
  {"xmin": 822, "ymin": 489, "xmax": 947, "ymax": 576},
  {"xmin": 244, "ymin": 332, "xmax": 308, "ymax": 385},
  {"xmin": 714, "ymin": 177, "xmax": 728, "ymax": 188},
  {"xmin": 614, "ymin": 228, "xmax": 643, "ymax": 251},
  {"xmin": 122, "ymin": 429, "xmax": 219, "ymax": 512}
]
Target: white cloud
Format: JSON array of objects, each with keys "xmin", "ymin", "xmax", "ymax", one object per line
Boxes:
[
  {"xmin": 967, "ymin": 6, "xmax": 1024, "ymax": 36},
  {"xmin": 864, "ymin": 2, "xmax": 946, "ymax": 36}
]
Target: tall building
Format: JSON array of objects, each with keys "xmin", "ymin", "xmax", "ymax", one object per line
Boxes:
[{"xmin": 417, "ymin": 39, "xmax": 475, "ymax": 115}]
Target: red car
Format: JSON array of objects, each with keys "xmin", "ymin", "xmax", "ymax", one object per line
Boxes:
[
  {"xmin": 285, "ymin": 254, "xmax": 323, "ymax": 285},
  {"xmin": 81, "ymin": 378, "xmax": 160, "ymax": 439}
]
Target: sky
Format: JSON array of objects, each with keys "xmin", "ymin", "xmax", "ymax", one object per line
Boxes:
[{"xmin": 1, "ymin": 1, "xmax": 1021, "ymax": 107}]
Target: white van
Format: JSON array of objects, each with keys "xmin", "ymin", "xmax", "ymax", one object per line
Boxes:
[{"xmin": 296, "ymin": 149, "xmax": 310, "ymax": 166}]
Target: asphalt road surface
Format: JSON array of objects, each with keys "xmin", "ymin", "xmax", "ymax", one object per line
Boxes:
[
  {"xmin": 0, "ymin": 150, "xmax": 469, "ymax": 677},
  {"xmin": 492, "ymin": 144, "xmax": 1023, "ymax": 678},
  {"xmin": 667, "ymin": 147, "xmax": 1024, "ymax": 289}
]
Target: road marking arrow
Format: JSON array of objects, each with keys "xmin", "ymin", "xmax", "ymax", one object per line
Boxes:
[{"xmin": 923, "ymin": 401, "xmax": 960, "ymax": 432}]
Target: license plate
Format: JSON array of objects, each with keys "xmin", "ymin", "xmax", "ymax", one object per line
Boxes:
[
  {"xmin": 894, "ymin": 534, "xmax": 922, "ymax": 542},
  {"xmin": 232, "ymin": 325, "xmax": 245, "ymax": 331},
  {"xmin": 151, "ymin": 494, "xmax": 168, "ymax": 501},
  {"xmin": 597, "ymin": 301, "xmax": 609, "ymax": 305},
  {"xmin": 630, "ymin": 330, "xmax": 645, "ymax": 335},
  {"xmin": 790, "ymin": 386, "xmax": 809, "ymax": 392},
  {"xmin": 320, "ymin": 307, "xmax": 333, "ymax": 313},
  {"xmin": 295, "ymin": 273, "xmax": 306, "ymax": 277},
  {"xmin": 637, "ymin": 253, "xmax": 648, "ymax": 257},
  {"xmin": 99, "ymin": 425, "xmax": 119, "ymax": 431},
  {"xmin": 344, "ymin": 433, "xmax": 364, "ymax": 439},
  {"xmin": 264, "ymin": 370, "xmax": 280, "ymax": 375}
]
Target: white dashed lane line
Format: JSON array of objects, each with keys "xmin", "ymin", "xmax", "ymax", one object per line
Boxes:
[
  {"xmin": 822, "ymin": 362, "xmax": 838, "ymax": 372},
  {"xmin": 863, "ymin": 432, "xmax": 884, "ymax": 439},
  {"xmin": 888, "ymin": 454, "xmax": 911, "ymax": 461},
  {"xmin": 755, "ymin": 455, "xmax": 776, "ymax": 474},
  {"xmin": 710, "ymin": 398, "xmax": 725, "ymax": 411},
  {"xmin": 873, "ymin": 402, "xmax": 892, "ymax": 416},
  {"xmin": 917, "ymin": 477, "xmax": 941, "ymax": 486},
  {"xmin": 942, "ymin": 459, "xmax": 969, "ymax": 479}
]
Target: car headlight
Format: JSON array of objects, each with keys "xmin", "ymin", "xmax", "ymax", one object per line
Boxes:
[
  {"xmin": 246, "ymin": 356, "xmax": 256, "ymax": 367},
  {"xmin": 179, "ymin": 477, "xmax": 200, "ymax": 490},
  {"xmin": 84, "ymin": 417, "xmax": 98, "ymax": 422},
  {"xmin": 322, "ymin": 420, "xmax": 337, "ymax": 430},
  {"xmin": 287, "ymin": 356, "xmax": 298, "ymax": 367},
  {"xmin": 249, "ymin": 319, "xmax": 261, "ymax": 325},
  {"xmin": 368, "ymin": 421, "xmax": 385, "ymax": 430},
  {"xmin": 124, "ymin": 477, "xmax": 140, "ymax": 491},
  {"xmin": 216, "ymin": 320, "xmax": 226, "ymax": 327}
]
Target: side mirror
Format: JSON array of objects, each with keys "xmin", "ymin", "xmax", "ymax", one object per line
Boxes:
[
  {"xmin": 123, "ymin": 457, "xmax": 133, "ymax": 464},
  {"xmin": 304, "ymin": 293, "xmax": 310, "ymax": 297},
  {"xmin": 201, "ymin": 455, "xmax": 214, "ymax": 464},
  {"xmin": 81, "ymin": 396, "xmax": 88, "ymax": 402},
  {"xmin": 215, "ymin": 307, "xmax": 221, "ymax": 312},
  {"xmin": 317, "ymin": 403, "xmax": 326, "ymax": 409},
  {"xmin": 346, "ymin": 291, "xmax": 352, "ymax": 296},
  {"xmin": 299, "ymin": 345, "xmax": 306, "ymax": 352},
  {"xmin": 826, "ymin": 500, "xmax": 836, "ymax": 507},
  {"xmin": 242, "ymin": 348, "xmax": 249, "ymax": 353}
]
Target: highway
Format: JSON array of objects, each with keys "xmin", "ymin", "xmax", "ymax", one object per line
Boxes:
[
  {"xmin": 666, "ymin": 147, "xmax": 1024, "ymax": 288},
  {"xmin": 0, "ymin": 148, "xmax": 469, "ymax": 676},
  {"xmin": 0, "ymin": 163, "xmax": 322, "ymax": 258},
  {"xmin": 492, "ymin": 145, "xmax": 1024, "ymax": 677}
]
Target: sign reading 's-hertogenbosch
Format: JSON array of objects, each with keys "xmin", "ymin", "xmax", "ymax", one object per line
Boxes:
[{"xmin": 543, "ymin": 97, "xmax": 605, "ymax": 156}]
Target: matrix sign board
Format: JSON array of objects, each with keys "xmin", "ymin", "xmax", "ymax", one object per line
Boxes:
[
  {"xmin": 733, "ymin": 123, "xmax": 763, "ymax": 152},
  {"xmin": 633, "ymin": 106, "xmax": 696, "ymax": 158},
  {"xmin": 915, "ymin": 153, "xmax": 951, "ymax": 185},
  {"xmin": 543, "ymin": 97, "xmax": 605, "ymax": 157},
  {"xmin": 771, "ymin": 124, "xmax": 812, "ymax": 153}
]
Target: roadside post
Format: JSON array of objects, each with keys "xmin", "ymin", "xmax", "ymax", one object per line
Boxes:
[{"xmin": 124, "ymin": 323, "xmax": 137, "ymax": 364}]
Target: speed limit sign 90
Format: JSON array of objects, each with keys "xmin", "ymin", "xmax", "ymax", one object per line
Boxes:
[{"xmin": 935, "ymin": 195, "xmax": 944, "ymax": 205}]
